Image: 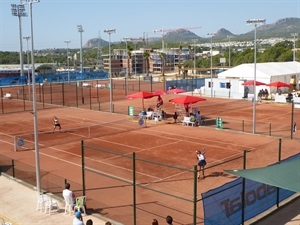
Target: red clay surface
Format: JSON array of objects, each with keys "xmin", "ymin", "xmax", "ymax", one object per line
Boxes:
[{"xmin": 0, "ymin": 82, "xmax": 299, "ymax": 225}]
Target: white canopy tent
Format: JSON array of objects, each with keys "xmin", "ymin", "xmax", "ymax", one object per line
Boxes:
[
  {"xmin": 217, "ymin": 61, "xmax": 300, "ymax": 84},
  {"xmin": 202, "ymin": 61, "xmax": 300, "ymax": 99}
]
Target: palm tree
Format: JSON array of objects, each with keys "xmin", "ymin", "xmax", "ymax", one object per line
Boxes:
[
  {"xmin": 178, "ymin": 43, "xmax": 183, "ymax": 78},
  {"xmin": 160, "ymin": 52, "xmax": 166, "ymax": 77},
  {"xmin": 127, "ymin": 45, "xmax": 133, "ymax": 79},
  {"xmin": 143, "ymin": 51, "xmax": 150, "ymax": 76}
]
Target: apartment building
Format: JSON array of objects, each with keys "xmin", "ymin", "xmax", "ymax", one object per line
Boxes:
[{"xmin": 103, "ymin": 48, "xmax": 192, "ymax": 77}]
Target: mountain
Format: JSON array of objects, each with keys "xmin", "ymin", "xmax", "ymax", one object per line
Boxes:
[
  {"xmin": 84, "ymin": 38, "xmax": 109, "ymax": 48},
  {"xmin": 84, "ymin": 17, "xmax": 300, "ymax": 48},
  {"xmin": 162, "ymin": 28, "xmax": 205, "ymax": 43},
  {"xmin": 238, "ymin": 17, "xmax": 300, "ymax": 40}
]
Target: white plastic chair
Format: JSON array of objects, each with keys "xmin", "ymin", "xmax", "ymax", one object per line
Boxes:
[
  {"xmin": 146, "ymin": 111, "xmax": 153, "ymax": 120},
  {"xmin": 36, "ymin": 193, "xmax": 46, "ymax": 212},
  {"xmin": 63, "ymin": 194, "xmax": 74, "ymax": 215},
  {"xmin": 44, "ymin": 194, "xmax": 59, "ymax": 215},
  {"xmin": 74, "ymin": 196, "xmax": 86, "ymax": 215}
]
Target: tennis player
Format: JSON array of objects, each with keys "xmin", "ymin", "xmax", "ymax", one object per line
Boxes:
[
  {"xmin": 53, "ymin": 116, "xmax": 61, "ymax": 131},
  {"xmin": 196, "ymin": 148, "xmax": 207, "ymax": 179}
]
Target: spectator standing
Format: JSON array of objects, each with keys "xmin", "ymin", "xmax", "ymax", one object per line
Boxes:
[
  {"xmin": 156, "ymin": 95, "xmax": 164, "ymax": 109},
  {"xmin": 173, "ymin": 112, "xmax": 178, "ymax": 124},
  {"xmin": 62, "ymin": 182, "xmax": 76, "ymax": 205},
  {"xmin": 184, "ymin": 104, "xmax": 189, "ymax": 115},
  {"xmin": 195, "ymin": 111, "xmax": 203, "ymax": 126}
]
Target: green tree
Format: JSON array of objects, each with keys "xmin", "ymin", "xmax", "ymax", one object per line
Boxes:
[
  {"xmin": 143, "ymin": 51, "xmax": 150, "ymax": 76},
  {"xmin": 127, "ymin": 44, "xmax": 133, "ymax": 78},
  {"xmin": 160, "ymin": 52, "xmax": 166, "ymax": 77}
]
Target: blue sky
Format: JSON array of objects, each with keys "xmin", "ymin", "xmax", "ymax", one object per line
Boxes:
[{"xmin": 1, "ymin": 0, "xmax": 299, "ymax": 51}]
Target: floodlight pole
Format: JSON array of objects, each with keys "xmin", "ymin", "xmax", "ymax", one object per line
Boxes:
[
  {"xmin": 104, "ymin": 29, "xmax": 116, "ymax": 113},
  {"xmin": 21, "ymin": 0, "xmax": 41, "ymax": 195},
  {"xmin": 192, "ymin": 39, "xmax": 198, "ymax": 78},
  {"xmin": 123, "ymin": 37, "xmax": 131, "ymax": 95},
  {"xmin": 65, "ymin": 40, "xmax": 71, "ymax": 82},
  {"xmin": 247, "ymin": 19, "xmax": 266, "ymax": 134},
  {"xmin": 291, "ymin": 33, "xmax": 298, "ymax": 61},
  {"xmin": 227, "ymin": 35, "xmax": 232, "ymax": 67},
  {"xmin": 207, "ymin": 33, "xmax": 216, "ymax": 97},
  {"xmin": 23, "ymin": 36, "xmax": 31, "ymax": 101},
  {"xmin": 77, "ymin": 25, "xmax": 84, "ymax": 74},
  {"xmin": 11, "ymin": 3, "xmax": 27, "ymax": 78}
]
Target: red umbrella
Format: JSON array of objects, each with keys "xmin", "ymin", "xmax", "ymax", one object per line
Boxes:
[
  {"xmin": 127, "ymin": 91, "xmax": 155, "ymax": 109},
  {"xmin": 153, "ymin": 89, "xmax": 167, "ymax": 96},
  {"xmin": 169, "ymin": 96, "xmax": 206, "ymax": 105},
  {"xmin": 242, "ymin": 80, "xmax": 266, "ymax": 86},
  {"xmin": 266, "ymin": 81, "xmax": 290, "ymax": 88},
  {"xmin": 167, "ymin": 88, "xmax": 186, "ymax": 94}
]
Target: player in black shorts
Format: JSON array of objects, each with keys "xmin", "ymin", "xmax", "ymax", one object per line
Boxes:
[{"xmin": 53, "ymin": 116, "xmax": 61, "ymax": 131}]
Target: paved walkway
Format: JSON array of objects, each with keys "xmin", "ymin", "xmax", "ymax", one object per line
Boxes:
[
  {"xmin": 0, "ymin": 174, "xmax": 299, "ymax": 225},
  {"xmin": 0, "ymin": 174, "xmax": 117, "ymax": 225},
  {"xmin": 249, "ymin": 195, "xmax": 300, "ymax": 225}
]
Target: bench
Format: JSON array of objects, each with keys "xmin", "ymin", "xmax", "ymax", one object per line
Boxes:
[
  {"xmin": 181, "ymin": 116, "xmax": 195, "ymax": 126},
  {"xmin": 95, "ymin": 84, "xmax": 106, "ymax": 88},
  {"xmin": 3, "ymin": 93, "xmax": 12, "ymax": 99},
  {"xmin": 82, "ymin": 83, "xmax": 91, "ymax": 87}
]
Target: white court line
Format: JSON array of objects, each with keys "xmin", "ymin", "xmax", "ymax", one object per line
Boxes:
[
  {"xmin": 43, "ymin": 146, "xmax": 160, "ymax": 180},
  {"xmin": 0, "ymin": 139, "xmax": 13, "ymax": 145},
  {"xmin": 0, "ymin": 121, "xmax": 259, "ymax": 184}
]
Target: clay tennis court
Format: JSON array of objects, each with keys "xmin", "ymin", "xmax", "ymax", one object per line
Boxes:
[{"xmin": 0, "ymin": 83, "xmax": 299, "ymax": 225}]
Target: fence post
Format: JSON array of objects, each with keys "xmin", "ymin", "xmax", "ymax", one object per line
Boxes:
[
  {"xmin": 291, "ymin": 101, "xmax": 294, "ymax": 139},
  {"xmin": 241, "ymin": 150, "xmax": 248, "ymax": 225},
  {"xmin": 39, "ymin": 83, "xmax": 42, "ymax": 102},
  {"xmin": 1, "ymin": 88, "xmax": 3, "ymax": 114},
  {"xmin": 50, "ymin": 82, "xmax": 53, "ymax": 104},
  {"xmin": 89, "ymin": 86, "xmax": 92, "ymax": 110},
  {"xmin": 12, "ymin": 159, "xmax": 15, "ymax": 178},
  {"xmin": 21, "ymin": 86, "xmax": 25, "ymax": 111},
  {"xmin": 242, "ymin": 120, "xmax": 244, "ymax": 132},
  {"xmin": 278, "ymin": 138, "xmax": 282, "ymax": 162},
  {"xmin": 276, "ymin": 138, "xmax": 282, "ymax": 207},
  {"xmin": 138, "ymin": 76, "xmax": 141, "ymax": 92},
  {"xmin": 81, "ymin": 140, "xmax": 86, "ymax": 197},
  {"xmin": 132, "ymin": 152, "xmax": 137, "ymax": 225},
  {"xmin": 193, "ymin": 165, "xmax": 198, "ymax": 225},
  {"xmin": 76, "ymin": 84, "xmax": 78, "ymax": 108},
  {"xmin": 62, "ymin": 83, "xmax": 65, "ymax": 106},
  {"xmin": 269, "ymin": 123, "xmax": 271, "ymax": 136}
]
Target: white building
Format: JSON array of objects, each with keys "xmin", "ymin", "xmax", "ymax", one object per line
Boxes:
[{"xmin": 202, "ymin": 61, "xmax": 300, "ymax": 99}]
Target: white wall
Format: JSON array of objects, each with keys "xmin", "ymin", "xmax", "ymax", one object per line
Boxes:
[{"xmin": 204, "ymin": 78, "xmax": 246, "ymax": 99}]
